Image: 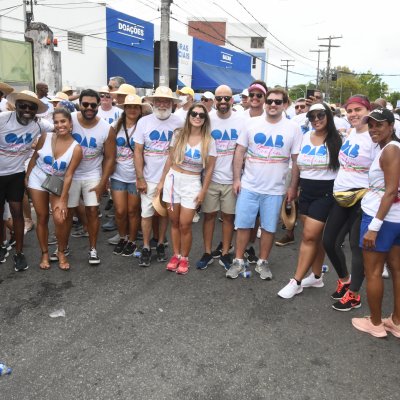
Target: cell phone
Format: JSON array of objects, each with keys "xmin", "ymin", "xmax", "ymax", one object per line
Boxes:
[{"xmin": 306, "ymin": 89, "xmax": 315, "ymax": 99}]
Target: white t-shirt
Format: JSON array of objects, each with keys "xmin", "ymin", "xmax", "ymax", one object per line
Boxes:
[
  {"xmin": 237, "ymin": 116, "xmax": 302, "ymax": 195},
  {"xmin": 361, "ymin": 141, "xmax": 400, "ymax": 222},
  {"xmin": 173, "ymin": 107, "xmax": 189, "ymax": 123},
  {"xmin": 133, "ymin": 113, "xmax": 183, "ymax": 183},
  {"xmin": 71, "ymin": 113, "xmax": 111, "ymax": 180},
  {"xmin": 297, "ymin": 131, "xmax": 338, "ymax": 181},
  {"xmin": 394, "ymin": 119, "xmax": 400, "ymax": 140},
  {"xmin": 334, "ymin": 128, "xmax": 379, "ymax": 191},
  {"xmin": 0, "ymin": 111, "xmax": 53, "ymax": 176},
  {"xmin": 243, "ymin": 109, "xmax": 266, "ymax": 119},
  {"xmin": 37, "ymin": 97, "xmax": 54, "ymax": 122},
  {"xmin": 291, "ymin": 113, "xmax": 310, "ymax": 134},
  {"xmin": 0, "ymin": 98, "xmax": 8, "ymax": 112},
  {"xmin": 210, "ymin": 112, "xmax": 244, "ymax": 184},
  {"xmin": 334, "ymin": 115, "xmax": 351, "ymax": 132},
  {"xmin": 170, "ymin": 132, "xmax": 217, "ymax": 173},
  {"xmin": 111, "ymin": 124, "xmax": 136, "ymax": 183},
  {"xmin": 97, "ymin": 106, "xmax": 121, "ymax": 125}
]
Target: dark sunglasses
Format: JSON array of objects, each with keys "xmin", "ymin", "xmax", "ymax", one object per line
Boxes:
[
  {"xmin": 16, "ymin": 102, "xmax": 38, "ymax": 111},
  {"xmin": 295, "ymin": 104, "xmax": 306, "ymax": 110},
  {"xmin": 215, "ymin": 96, "xmax": 232, "ymax": 102},
  {"xmin": 0, "ymin": 91, "xmax": 3, "ymax": 97},
  {"xmin": 81, "ymin": 102, "xmax": 99, "ymax": 109},
  {"xmin": 100, "ymin": 93, "xmax": 111, "ymax": 99},
  {"xmin": 190, "ymin": 111, "xmax": 206, "ymax": 119},
  {"xmin": 266, "ymin": 99, "xmax": 283, "ymax": 105},
  {"xmin": 201, "ymin": 97, "xmax": 212, "ymax": 102},
  {"xmin": 249, "ymin": 92, "xmax": 263, "ymax": 99},
  {"xmin": 308, "ymin": 111, "xmax": 326, "ymax": 122}
]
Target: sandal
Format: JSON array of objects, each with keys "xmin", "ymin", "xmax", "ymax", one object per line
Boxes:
[
  {"xmin": 39, "ymin": 251, "xmax": 51, "ymax": 270},
  {"xmin": 58, "ymin": 250, "xmax": 70, "ymax": 271}
]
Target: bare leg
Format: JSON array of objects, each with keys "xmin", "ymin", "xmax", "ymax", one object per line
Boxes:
[
  {"xmin": 259, "ymin": 229, "xmax": 274, "ymax": 260},
  {"xmin": 179, "ymin": 207, "xmax": 196, "ymax": 257},
  {"xmin": 235, "ymin": 228, "xmax": 251, "ymax": 259},
  {"xmin": 167, "ymin": 203, "xmax": 181, "ymax": 256},
  {"xmin": 203, "ymin": 212, "xmax": 217, "ymax": 254},
  {"xmin": 85, "ymin": 206, "xmax": 99, "ymax": 248},
  {"xmin": 221, "ymin": 212, "xmax": 234, "ymax": 255},
  {"xmin": 112, "ymin": 190, "xmax": 128, "ymax": 237}
]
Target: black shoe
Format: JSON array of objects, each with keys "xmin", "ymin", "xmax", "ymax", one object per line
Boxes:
[
  {"xmin": 156, "ymin": 243, "xmax": 167, "ymax": 262},
  {"xmin": 88, "ymin": 248, "xmax": 101, "ymax": 265},
  {"xmin": 113, "ymin": 238, "xmax": 127, "ymax": 255},
  {"xmin": 196, "ymin": 253, "xmax": 213, "ymax": 270},
  {"xmin": 150, "ymin": 237, "xmax": 168, "ymax": 250},
  {"xmin": 122, "ymin": 241, "xmax": 136, "ymax": 257},
  {"xmin": 104, "ymin": 198, "xmax": 113, "ymax": 211},
  {"xmin": 0, "ymin": 246, "xmax": 9, "ymax": 263},
  {"xmin": 219, "ymin": 253, "xmax": 233, "ymax": 270},
  {"xmin": 139, "ymin": 247, "xmax": 151, "ymax": 267},
  {"xmin": 8, "ymin": 232, "xmax": 16, "ymax": 247},
  {"xmin": 211, "ymin": 242, "xmax": 233, "ymax": 259},
  {"xmin": 13, "ymin": 252, "xmax": 29, "ymax": 271},
  {"xmin": 244, "ymin": 246, "xmax": 258, "ymax": 264},
  {"xmin": 331, "ymin": 279, "xmax": 351, "ymax": 300}
]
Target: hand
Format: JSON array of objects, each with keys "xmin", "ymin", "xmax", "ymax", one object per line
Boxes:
[
  {"xmin": 136, "ymin": 177, "xmax": 147, "ymax": 194},
  {"xmin": 232, "ymin": 180, "xmax": 241, "ymax": 196},
  {"xmin": 194, "ymin": 190, "xmax": 205, "ymax": 208},
  {"xmin": 305, "ymin": 96, "xmax": 319, "ymax": 107},
  {"xmin": 53, "ymin": 201, "xmax": 68, "ymax": 221},
  {"xmin": 286, "ymin": 187, "xmax": 298, "ymax": 202},
  {"xmin": 24, "ymin": 176, "xmax": 29, "ymax": 188},
  {"xmin": 89, "ymin": 183, "xmax": 105, "ymax": 203},
  {"xmin": 363, "ymin": 230, "xmax": 377, "ymax": 249}
]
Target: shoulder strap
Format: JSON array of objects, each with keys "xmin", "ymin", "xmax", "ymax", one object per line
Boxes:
[
  {"xmin": 123, "ymin": 122, "xmax": 136, "ymax": 152},
  {"xmin": 50, "ymin": 133, "xmax": 58, "ymax": 165}
]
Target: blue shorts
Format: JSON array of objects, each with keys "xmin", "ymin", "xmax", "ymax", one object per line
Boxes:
[
  {"xmin": 110, "ymin": 178, "xmax": 138, "ymax": 196},
  {"xmin": 359, "ymin": 212, "xmax": 400, "ymax": 252},
  {"xmin": 235, "ymin": 188, "xmax": 284, "ymax": 233}
]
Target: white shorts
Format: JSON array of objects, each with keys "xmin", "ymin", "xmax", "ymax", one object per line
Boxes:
[
  {"xmin": 68, "ymin": 178, "xmax": 100, "ymax": 208},
  {"xmin": 28, "ymin": 166, "xmax": 47, "ymax": 192},
  {"xmin": 162, "ymin": 169, "xmax": 202, "ymax": 210},
  {"xmin": 140, "ymin": 181, "xmax": 158, "ymax": 218}
]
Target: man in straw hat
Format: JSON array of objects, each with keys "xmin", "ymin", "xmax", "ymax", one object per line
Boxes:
[
  {"xmin": 0, "ymin": 90, "xmax": 53, "ymax": 270},
  {"xmin": 133, "ymin": 86, "xmax": 182, "ymax": 267},
  {"xmin": 0, "ymin": 82, "xmax": 14, "ymax": 112}
]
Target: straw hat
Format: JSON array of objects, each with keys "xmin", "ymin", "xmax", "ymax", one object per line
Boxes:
[
  {"xmin": 112, "ymin": 84, "xmax": 136, "ymax": 96},
  {"xmin": 0, "ymin": 82, "xmax": 14, "ymax": 96},
  {"xmin": 61, "ymin": 85, "xmax": 73, "ymax": 93},
  {"xmin": 145, "ymin": 86, "xmax": 181, "ymax": 103},
  {"xmin": 116, "ymin": 94, "xmax": 152, "ymax": 112},
  {"xmin": 280, "ymin": 199, "xmax": 297, "ymax": 231},
  {"xmin": 98, "ymin": 86, "xmax": 110, "ymax": 94},
  {"xmin": 49, "ymin": 91, "xmax": 69, "ymax": 103},
  {"xmin": 7, "ymin": 90, "xmax": 48, "ymax": 114},
  {"xmin": 152, "ymin": 191, "xmax": 167, "ymax": 217}
]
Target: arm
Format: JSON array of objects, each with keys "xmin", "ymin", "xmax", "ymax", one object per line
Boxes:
[
  {"xmin": 232, "ymin": 144, "xmax": 247, "ymax": 195},
  {"xmin": 25, "ymin": 133, "xmax": 47, "ymax": 187},
  {"xmin": 134, "ymin": 143, "xmax": 147, "ymax": 194},
  {"xmin": 287, "ymin": 154, "xmax": 300, "ymax": 202},
  {"xmin": 363, "ymin": 145, "xmax": 400, "ymax": 248},
  {"xmin": 195, "ymin": 156, "xmax": 216, "ymax": 207}
]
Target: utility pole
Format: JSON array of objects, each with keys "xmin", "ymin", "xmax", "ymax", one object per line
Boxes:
[
  {"xmin": 281, "ymin": 59, "xmax": 294, "ymax": 91},
  {"xmin": 318, "ymin": 35, "xmax": 342, "ymax": 102},
  {"xmin": 309, "ymin": 49, "xmax": 328, "ymax": 88},
  {"xmin": 159, "ymin": 0, "xmax": 172, "ymax": 87},
  {"xmin": 24, "ymin": 0, "xmax": 36, "ymax": 30}
]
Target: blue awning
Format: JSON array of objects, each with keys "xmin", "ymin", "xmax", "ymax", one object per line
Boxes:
[
  {"xmin": 107, "ymin": 47, "xmax": 154, "ymax": 88},
  {"xmin": 192, "ymin": 61, "xmax": 254, "ymax": 94}
]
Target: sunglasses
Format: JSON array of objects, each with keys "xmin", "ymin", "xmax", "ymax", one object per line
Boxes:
[
  {"xmin": 16, "ymin": 102, "xmax": 38, "ymax": 111},
  {"xmin": 266, "ymin": 99, "xmax": 283, "ymax": 105},
  {"xmin": 215, "ymin": 96, "xmax": 232, "ymax": 102},
  {"xmin": 249, "ymin": 92, "xmax": 263, "ymax": 99},
  {"xmin": 190, "ymin": 111, "xmax": 206, "ymax": 119},
  {"xmin": 100, "ymin": 93, "xmax": 111, "ymax": 99},
  {"xmin": 295, "ymin": 104, "xmax": 306, "ymax": 110},
  {"xmin": 308, "ymin": 111, "xmax": 326, "ymax": 122},
  {"xmin": 201, "ymin": 97, "xmax": 212, "ymax": 102},
  {"xmin": 81, "ymin": 102, "xmax": 99, "ymax": 109}
]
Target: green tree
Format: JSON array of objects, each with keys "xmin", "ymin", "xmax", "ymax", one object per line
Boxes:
[
  {"xmin": 356, "ymin": 72, "xmax": 388, "ymax": 101},
  {"xmin": 387, "ymin": 91, "xmax": 400, "ymax": 109}
]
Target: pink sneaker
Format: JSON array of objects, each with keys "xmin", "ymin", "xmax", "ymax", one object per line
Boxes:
[
  {"xmin": 352, "ymin": 316, "xmax": 387, "ymax": 338},
  {"xmin": 382, "ymin": 315, "xmax": 400, "ymax": 338},
  {"xmin": 166, "ymin": 255, "xmax": 180, "ymax": 272},
  {"xmin": 176, "ymin": 257, "xmax": 189, "ymax": 275}
]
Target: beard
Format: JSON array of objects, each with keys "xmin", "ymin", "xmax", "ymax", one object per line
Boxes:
[
  {"xmin": 216, "ymin": 102, "xmax": 231, "ymax": 114},
  {"xmin": 81, "ymin": 108, "xmax": 98, "ymax": 120},
  {"xmin": 154, "ymin": 105, "xmax": 172, "ymax": 120}
]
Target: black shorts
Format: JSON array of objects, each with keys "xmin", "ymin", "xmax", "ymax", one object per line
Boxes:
[
  {"xmin": 298, "ymin": 178, "xmax": 334, "ymax": 223},
  {"xmin": 0, "ymin": 172, "xmax": 26, "ymax": 206}
]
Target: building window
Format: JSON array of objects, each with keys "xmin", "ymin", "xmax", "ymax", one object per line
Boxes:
[
  {"xmin": 250, "ymin": 37, "xmax": 265, "ymax": 49},
  {"xmin": 252, "ymin": 56, "xmax": 257, "ymax": 69},
  {"xmin": 68, "ymin": 32, "xmax": 83, "ymax": 53}
]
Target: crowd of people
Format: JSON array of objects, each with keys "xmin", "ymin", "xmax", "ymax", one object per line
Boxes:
[{"xmin": 0, "ymin": 77, "xmax": 400, "ymax": 339}]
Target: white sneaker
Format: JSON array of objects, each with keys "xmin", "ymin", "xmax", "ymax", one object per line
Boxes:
[
  {"xmin": 192, "ymin": 212, "xmax": 200, "ymax": 223},
  {"xmin": 301, "ymin": 273, "xmax": 324, "ymax": 288},
  {"xmin": 278, "ymin": 279, "xmax": 303, "ymax": 299},
  {"xmin": 108, "ymin": 233, "xmax": 120, "ymax": 245},
  {"xmin": 256, "ymin": 227, "xmax": 261, "ymax": 239},
  {"xmin": 382, "ymin": 263, "xmax": 389, "ymax": 279}
]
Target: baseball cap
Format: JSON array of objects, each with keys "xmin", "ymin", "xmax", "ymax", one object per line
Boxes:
[
  {"xmin": 202, "ymin": 91, "xmax": 214, "ymax": 100},
  {"xmin": 361, "ymin": 108, "xmax": 395, "ymax": 124},
  {"xmin": 177, "ymin": 87, "xmax": 194, "ymax": 97},
  {"xmin": 306, "ymin": 103, "xmax": 326, "ymax": 117},
  {"xmin": 240, "ymin": 89, "xmax": 249, "ymax": 98}
]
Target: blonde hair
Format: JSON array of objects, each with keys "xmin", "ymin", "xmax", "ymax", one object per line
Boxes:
[{"xmin": 171, "ymin": 103, "xmax": 212, "ymax": 168}]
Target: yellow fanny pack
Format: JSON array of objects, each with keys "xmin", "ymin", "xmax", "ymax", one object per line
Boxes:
[{"xmin": 333, "ymin": 189, "xmax": 368, "ymax": 208}]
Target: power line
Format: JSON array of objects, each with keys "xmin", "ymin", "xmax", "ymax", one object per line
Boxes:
[{"xmin": 281, "ymin": 59, "xmax": 295, "ymax": 90}]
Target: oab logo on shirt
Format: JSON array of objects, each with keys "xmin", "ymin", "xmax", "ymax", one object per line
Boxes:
[
  {"xmin": 211, "ymin": 129, "xmax": 238, "ymax": 155},
  {"xmin": 43, "ymin": 156, "xmax": 67, "ymax": 171},
  {"xmin": 300, "ymin": 144, "xmax": 327, "ymax": 156},
  {"xmin": 341, "ymin": 140, "xmax": 359, "ymax": 158},
  {"xmin": 145, "ymin": 130, "xmax": 173, "ymax": 156},
  {"xmin": 116, "ymin": 137, "xmax": 135, "ymax": 161},
  {"xmin": 249, "ymin": 132, "xmax": 288, "ymax": 163},
  {"xmin": 4, "ymin": 133, "xmax": 34, "ymax": 154},
  {"xmin": 72, "ymin": 133, "xmax": 100, "ymax": 159}
]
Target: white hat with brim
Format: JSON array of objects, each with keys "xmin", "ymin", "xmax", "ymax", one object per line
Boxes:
[
  {"xmin": 49, "ymin": 92, "xmax": 69, "ymax": 103},
  {"xmin": 116, "ymin": 94, "xmax": 152, "ymax": 112},
  {"xmin": 152, "ymin": 191, "xmax": 167, "ymax": 217},
  {"xmin": 112, "ymin": 84, "xmax": 136, "ymax": 96},
  {"xmin": 7, "ymin": 90, "xmax": 48, "ymax": 114},
  {"xmin": 0, "ymin": 82, "xmax": 14, "ymax": 96},
  {"xmin": 145, "ymin": 86, "xmax": 181, "ymax": 104},
  {"xmin": 280, "ymin": 199, "xmax": 297, "ymax": 231}
]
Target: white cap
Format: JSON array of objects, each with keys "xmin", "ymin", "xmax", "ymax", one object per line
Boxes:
[
  {"xmin": 241, "ymin": 89, "xmax": 249, "ymax": 97},
  {"xmin": 202, "ymin": 91, "xmax": 214, "ymax": 100}
]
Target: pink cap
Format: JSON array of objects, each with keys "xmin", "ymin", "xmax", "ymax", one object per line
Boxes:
[{"xmin": 248, "ymin": 83, "xmax": 267, "ymax": 95}]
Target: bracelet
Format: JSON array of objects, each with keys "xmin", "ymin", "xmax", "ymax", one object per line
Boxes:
[
  {"xmin": 137, "ymin": 176, "xmax": 144, "ymax": 180},
  {"xmin": 368, "ymin": 217, "xmax": 383, "ymax": 232}
]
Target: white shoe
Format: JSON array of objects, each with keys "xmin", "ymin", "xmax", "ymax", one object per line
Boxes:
[
  {"xmin": 256, "ymin": 227, "xmax": 261, "ymax": 239},
  {"xmin": 192, "ymin": 212, "xmax": 200, "ymax": 223},
  {"xmin": 108, "ymin": 233, "xmax": 120, "ymax": 245},
  {"xmin": 278, "ymin": 279, "xmax": 303, "ymax": 299},
  {"xmin": 301, "ymin": 273, "xmax": 324, "ymax": 288},
  {"xmin": 382, "ymin": 263, "xmax": 389, "ymax": 279}
]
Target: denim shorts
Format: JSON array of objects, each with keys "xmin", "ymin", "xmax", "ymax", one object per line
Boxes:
[
  {"xmin": 110, "ymin": 178, "xmax": 137, "ymax": 196},
  {"xmin": 235, "ymin": 188, "xmax": 284, "ymax": 233}
]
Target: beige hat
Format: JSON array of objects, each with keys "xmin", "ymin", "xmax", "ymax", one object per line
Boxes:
[
  {"xmin": 116, "ymin": 94, "xmax": 152, "ymax": 112},
  {"xmin": 49, "ymin": 92, "xmax": 69, "ymax": 102},
  {"xmin": 113, "ymin": 84, "xmax": 136, "ymax": 96},
  {"xmin": 7, "ymin": 90, "xmax": 48, "ymax": 114},
  {"xmin": 61, "ymin": 85, "xmax": 73, "ymax": 93},
  {"xmin": 280, "ymin": 199, "xmax": 297, "ymax": 231},
  {"xmin": 145, "ymin": 86, "xmax": 181, "ymax": 103},
  {"xmin": 152, "ymin": 191, "xmax": 167, "ymax": 217},
  {"xmin": 98, "ymin": 86, "xmax": 110, "ymax": 94},
  {"xmin": 0, "ymin": 82, "xmax": 14, "ymax": 96}
]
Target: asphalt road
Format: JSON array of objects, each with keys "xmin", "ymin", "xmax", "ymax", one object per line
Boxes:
[{"xmin": 0, "ymin": 202, "xmax": 399, "ymax": 400}]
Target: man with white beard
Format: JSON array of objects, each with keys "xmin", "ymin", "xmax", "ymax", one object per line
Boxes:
[{"xmin": 134, "ymin": 86, "xmax": 182, "ymax": 267}]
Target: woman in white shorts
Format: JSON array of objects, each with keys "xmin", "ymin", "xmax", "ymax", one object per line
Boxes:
[
  {"xmin": 26, "ymin": 108, "xmax": 82, "ymax": 270},
  {"xmin": 158, "ymin": 103, "xmax": 216, "ymax": 275}
]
